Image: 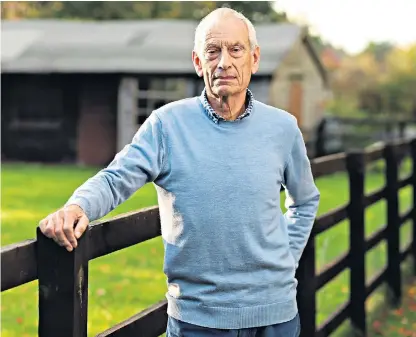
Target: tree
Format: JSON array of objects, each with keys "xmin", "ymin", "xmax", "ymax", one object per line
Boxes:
[
  {"xmin": 328, "ymin": 42, "xmax": 416, "ymax": 118},
  {"xmin": 362, "ymin": 41, "xmax": 394, "ymax": 62},
  {"xmin": 380, "ymin": 44, "xmax": 416, "ymax": 116},
  {"xmin": 1, "ymin": 1, "xmax": 287, "ymax": 23}
]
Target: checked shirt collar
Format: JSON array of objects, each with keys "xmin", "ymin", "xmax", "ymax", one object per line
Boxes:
[{"xmin": 200, "ymin": 88, "xmax": 254, "ymax": 123}]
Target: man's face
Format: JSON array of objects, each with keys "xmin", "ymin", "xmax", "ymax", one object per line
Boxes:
[{"xmin": 192, "ymin": 15, "xmax": 260, "ymax": 97}]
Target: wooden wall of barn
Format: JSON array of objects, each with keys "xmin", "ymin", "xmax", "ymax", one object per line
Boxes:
[
  {"xmin": 1, "ymin": 74, "xmax": 118, "ymax": 166},
  {"xmin": 1, "ymin": 74, "xmax": 78, "ymax": 162}
]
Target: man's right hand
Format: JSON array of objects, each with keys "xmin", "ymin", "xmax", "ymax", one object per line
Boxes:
[{"xmin": 38, "ymin": 204, "xmax": 89, "ymax": 252}]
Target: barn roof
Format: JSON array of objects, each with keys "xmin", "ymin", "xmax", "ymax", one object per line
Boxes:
[{"xmin": 1, "ymin": 19, "xmax": 311, "ymax": 76}]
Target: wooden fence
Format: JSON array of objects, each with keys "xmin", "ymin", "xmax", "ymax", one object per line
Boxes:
[
  {"xmin": 306, "ymin": 116, "xmax": 416, "ymax": 158},
  {"xmin": 2, "ymin": 138, "xmax": 416, "ymax": 337}
]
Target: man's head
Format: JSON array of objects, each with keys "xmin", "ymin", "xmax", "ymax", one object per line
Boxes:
[{"xmin": 192, "ymin": 8, "xmax": 260, "ymax": 99}]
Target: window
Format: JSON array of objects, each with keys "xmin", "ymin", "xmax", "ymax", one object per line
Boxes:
[{"xmin": 136, "ymin": 77, "xmax": 190, "ymax": 125}]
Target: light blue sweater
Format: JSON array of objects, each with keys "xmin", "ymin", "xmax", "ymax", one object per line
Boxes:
[{"xmin": 66, "ymin": 93, "xmax": 320, "ymax": 329}]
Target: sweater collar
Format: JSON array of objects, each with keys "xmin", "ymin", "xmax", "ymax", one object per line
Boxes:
[{"xmin": 199, "ymin": 88, "xmax": 254, "ymax": 123}]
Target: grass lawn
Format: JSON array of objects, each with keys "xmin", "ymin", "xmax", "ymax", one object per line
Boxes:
[{"xmin": 1, "ymin": 161, "xmax": 414, "ymax": 336}]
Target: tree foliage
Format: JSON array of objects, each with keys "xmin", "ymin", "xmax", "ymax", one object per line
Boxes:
[
  {"xmin": 1, "ymin": 1, "xmax": 286, "ymax": 23},
  {"xmin": 329, "ymin": 42, "xmax": 416, "ymax": 118}
]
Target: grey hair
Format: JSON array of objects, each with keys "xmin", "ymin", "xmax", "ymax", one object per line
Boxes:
[{"xmin": 194, "ymin": 8, "xmax": 258, "ymax": 56}]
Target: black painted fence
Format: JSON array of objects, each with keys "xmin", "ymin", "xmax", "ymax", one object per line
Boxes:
[{"xmin": 2, "ymin": 139, "xmax": 416, "ymax": 337}]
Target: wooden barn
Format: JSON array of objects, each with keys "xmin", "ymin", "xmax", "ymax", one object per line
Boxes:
[{"xmin": 1, "ymin": 19, "xmax": 331, "ymax": 166}]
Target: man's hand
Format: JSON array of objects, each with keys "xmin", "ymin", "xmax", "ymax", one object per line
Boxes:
[{"xmin": 38, "ymin": 204, "xmax": 89, "ymax": 252}]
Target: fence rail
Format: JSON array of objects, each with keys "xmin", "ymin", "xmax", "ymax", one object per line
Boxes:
[{"xmin": 2, "ymin": 139, "xmax": 416, "ymax": 337}]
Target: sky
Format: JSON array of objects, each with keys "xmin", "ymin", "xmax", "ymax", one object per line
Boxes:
[{"xmin": 273, "ymin": 0, "xmax": 416, "ymax": 54}]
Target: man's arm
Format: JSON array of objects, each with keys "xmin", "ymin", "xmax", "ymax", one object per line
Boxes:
[
  {"xmin": 66, "ymin": 112, "xmax": 166, "ymax": 221},
  {"xmin": 39, "ymin": 111, "xmax": 166, "ymax": 251},
  {"xmin": 282, "ymin": 124, "xmax": 320, "ymax": 267}
]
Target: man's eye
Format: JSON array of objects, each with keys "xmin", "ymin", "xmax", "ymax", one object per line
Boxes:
[{"xmin": 231, "ymin": 46, "xmax": 244, "ymax": 54}]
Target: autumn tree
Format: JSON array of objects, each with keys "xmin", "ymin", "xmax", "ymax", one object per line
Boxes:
[
  {"xmin": 380, "ymin": 44, "xmax": 416, "ymax": 117},
  {"xmin": 1, "ymin": 1, "xmax": 286, "ymax": 23},
  {"xmin": 329, "ymin": 41, "xmax": 416, "ymax": 118}
]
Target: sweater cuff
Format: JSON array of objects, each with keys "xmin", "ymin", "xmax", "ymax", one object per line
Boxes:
[{"xmin": 65, "ymin": 196, "xmax": 92, "ymax": 221}]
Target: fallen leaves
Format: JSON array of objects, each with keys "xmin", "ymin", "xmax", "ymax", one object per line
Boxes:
[
  {"xmin": 408, "ymin": 286, "xmax": 416, "ymax": 296},
  {"xmin": 369, "ymin": 278, "xmax": 416, "ymax": 337},
  {"xmin": 393, "ymin": 308, "xmax": 404, "ymax": 316},
  {"xmin": 99, "ymin": 264, "xmax": 111, "ymax": 273},
  {"xmin": 372, "ymin": 320, "xmax": 382, "ymax": 334},
  {"xmin": 96, "ymin": 288, "xmax": 106, "ymax": 296}
]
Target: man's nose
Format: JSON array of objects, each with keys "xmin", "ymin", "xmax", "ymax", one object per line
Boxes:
[{"xmin": 218, "ymin": 50, "xmax": 232, "ymax": 70}]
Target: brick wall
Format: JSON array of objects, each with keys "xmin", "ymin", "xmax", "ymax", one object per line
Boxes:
[{"xmin": 77, "ymin": 79, "xmax": 117, "ymax": 166}]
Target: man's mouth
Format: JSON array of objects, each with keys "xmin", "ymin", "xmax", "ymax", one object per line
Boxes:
[{"xmin": 215, "ymin": 76, "xmax": 235, "ymax": 80}]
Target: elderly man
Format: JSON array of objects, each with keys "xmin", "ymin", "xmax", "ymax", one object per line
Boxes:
[{"xmin": 39, "ymin": 7, "xmax": 320, "ymax": 337}]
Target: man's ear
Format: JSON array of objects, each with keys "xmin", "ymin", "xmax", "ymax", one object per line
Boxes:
[
  {"xmin": 251, "ymin": 46, "xmax": 260, "ymax": 75},
  {"xmin": 192, "ymin": 50, "xmax": 203, "ymax": 77}
]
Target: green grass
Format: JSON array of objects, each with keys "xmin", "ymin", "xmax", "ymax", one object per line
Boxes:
[{"xmin": 1, "ymin": 161, "xmax": 414, "ymax": 336}]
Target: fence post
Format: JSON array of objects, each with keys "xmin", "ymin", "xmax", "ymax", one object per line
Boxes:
[
  {"xmin": 384, "ymin": 143, "xmax": 402, "ymax": 306},
  {"xmin": 346, "ymin": 150, "xmax": 366, "ymax": 337},
  {"xmin": 398, "ymin": 121, "xmax": 406, "ymax": 139},
  {"xmin": 37, "ymin": 226, "xmax": 89, "ymax": 337},
  {"xmin": 296, "ymin": 237, "xmax": 316, "ymax": 337},
  {"xmin": 411, "ymin": 139, "xmax": 416, "ymax": 275}
]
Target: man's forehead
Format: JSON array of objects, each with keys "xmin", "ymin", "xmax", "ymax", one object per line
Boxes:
[
  {"xmin": 203, "ymin": 14, "xmax": 246, "ymax": 31},
  {"xmin": 202, "ymin": 16, "xmax": 249, "ymax": 44}
]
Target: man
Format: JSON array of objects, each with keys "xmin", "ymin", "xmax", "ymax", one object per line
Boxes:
[{"xmin": 39, "ymin": 7, "xmax": 320, "ymax": 337}]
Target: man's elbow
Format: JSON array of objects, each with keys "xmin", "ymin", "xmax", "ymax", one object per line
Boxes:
[
  {"xmin": 309, "ymin": 188, "xmax": 320, "ymax": 209},
  {"xmin": 299, "ymin": 188, "xmax": 320, "ymax": 217}
]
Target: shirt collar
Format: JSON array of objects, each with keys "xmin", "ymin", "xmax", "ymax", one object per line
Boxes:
[{"xmin": 199, "ymin": 88, "xmax": 254, "ymax": 123}]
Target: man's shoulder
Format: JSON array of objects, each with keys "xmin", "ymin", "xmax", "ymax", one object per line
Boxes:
[
  {"xmin": 153, "ymin": 96, "xmax": 201, "ymax": 121},
  {"xmin": 253, "ymin": 100, "xmax": 298, "ymax": 128}
]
